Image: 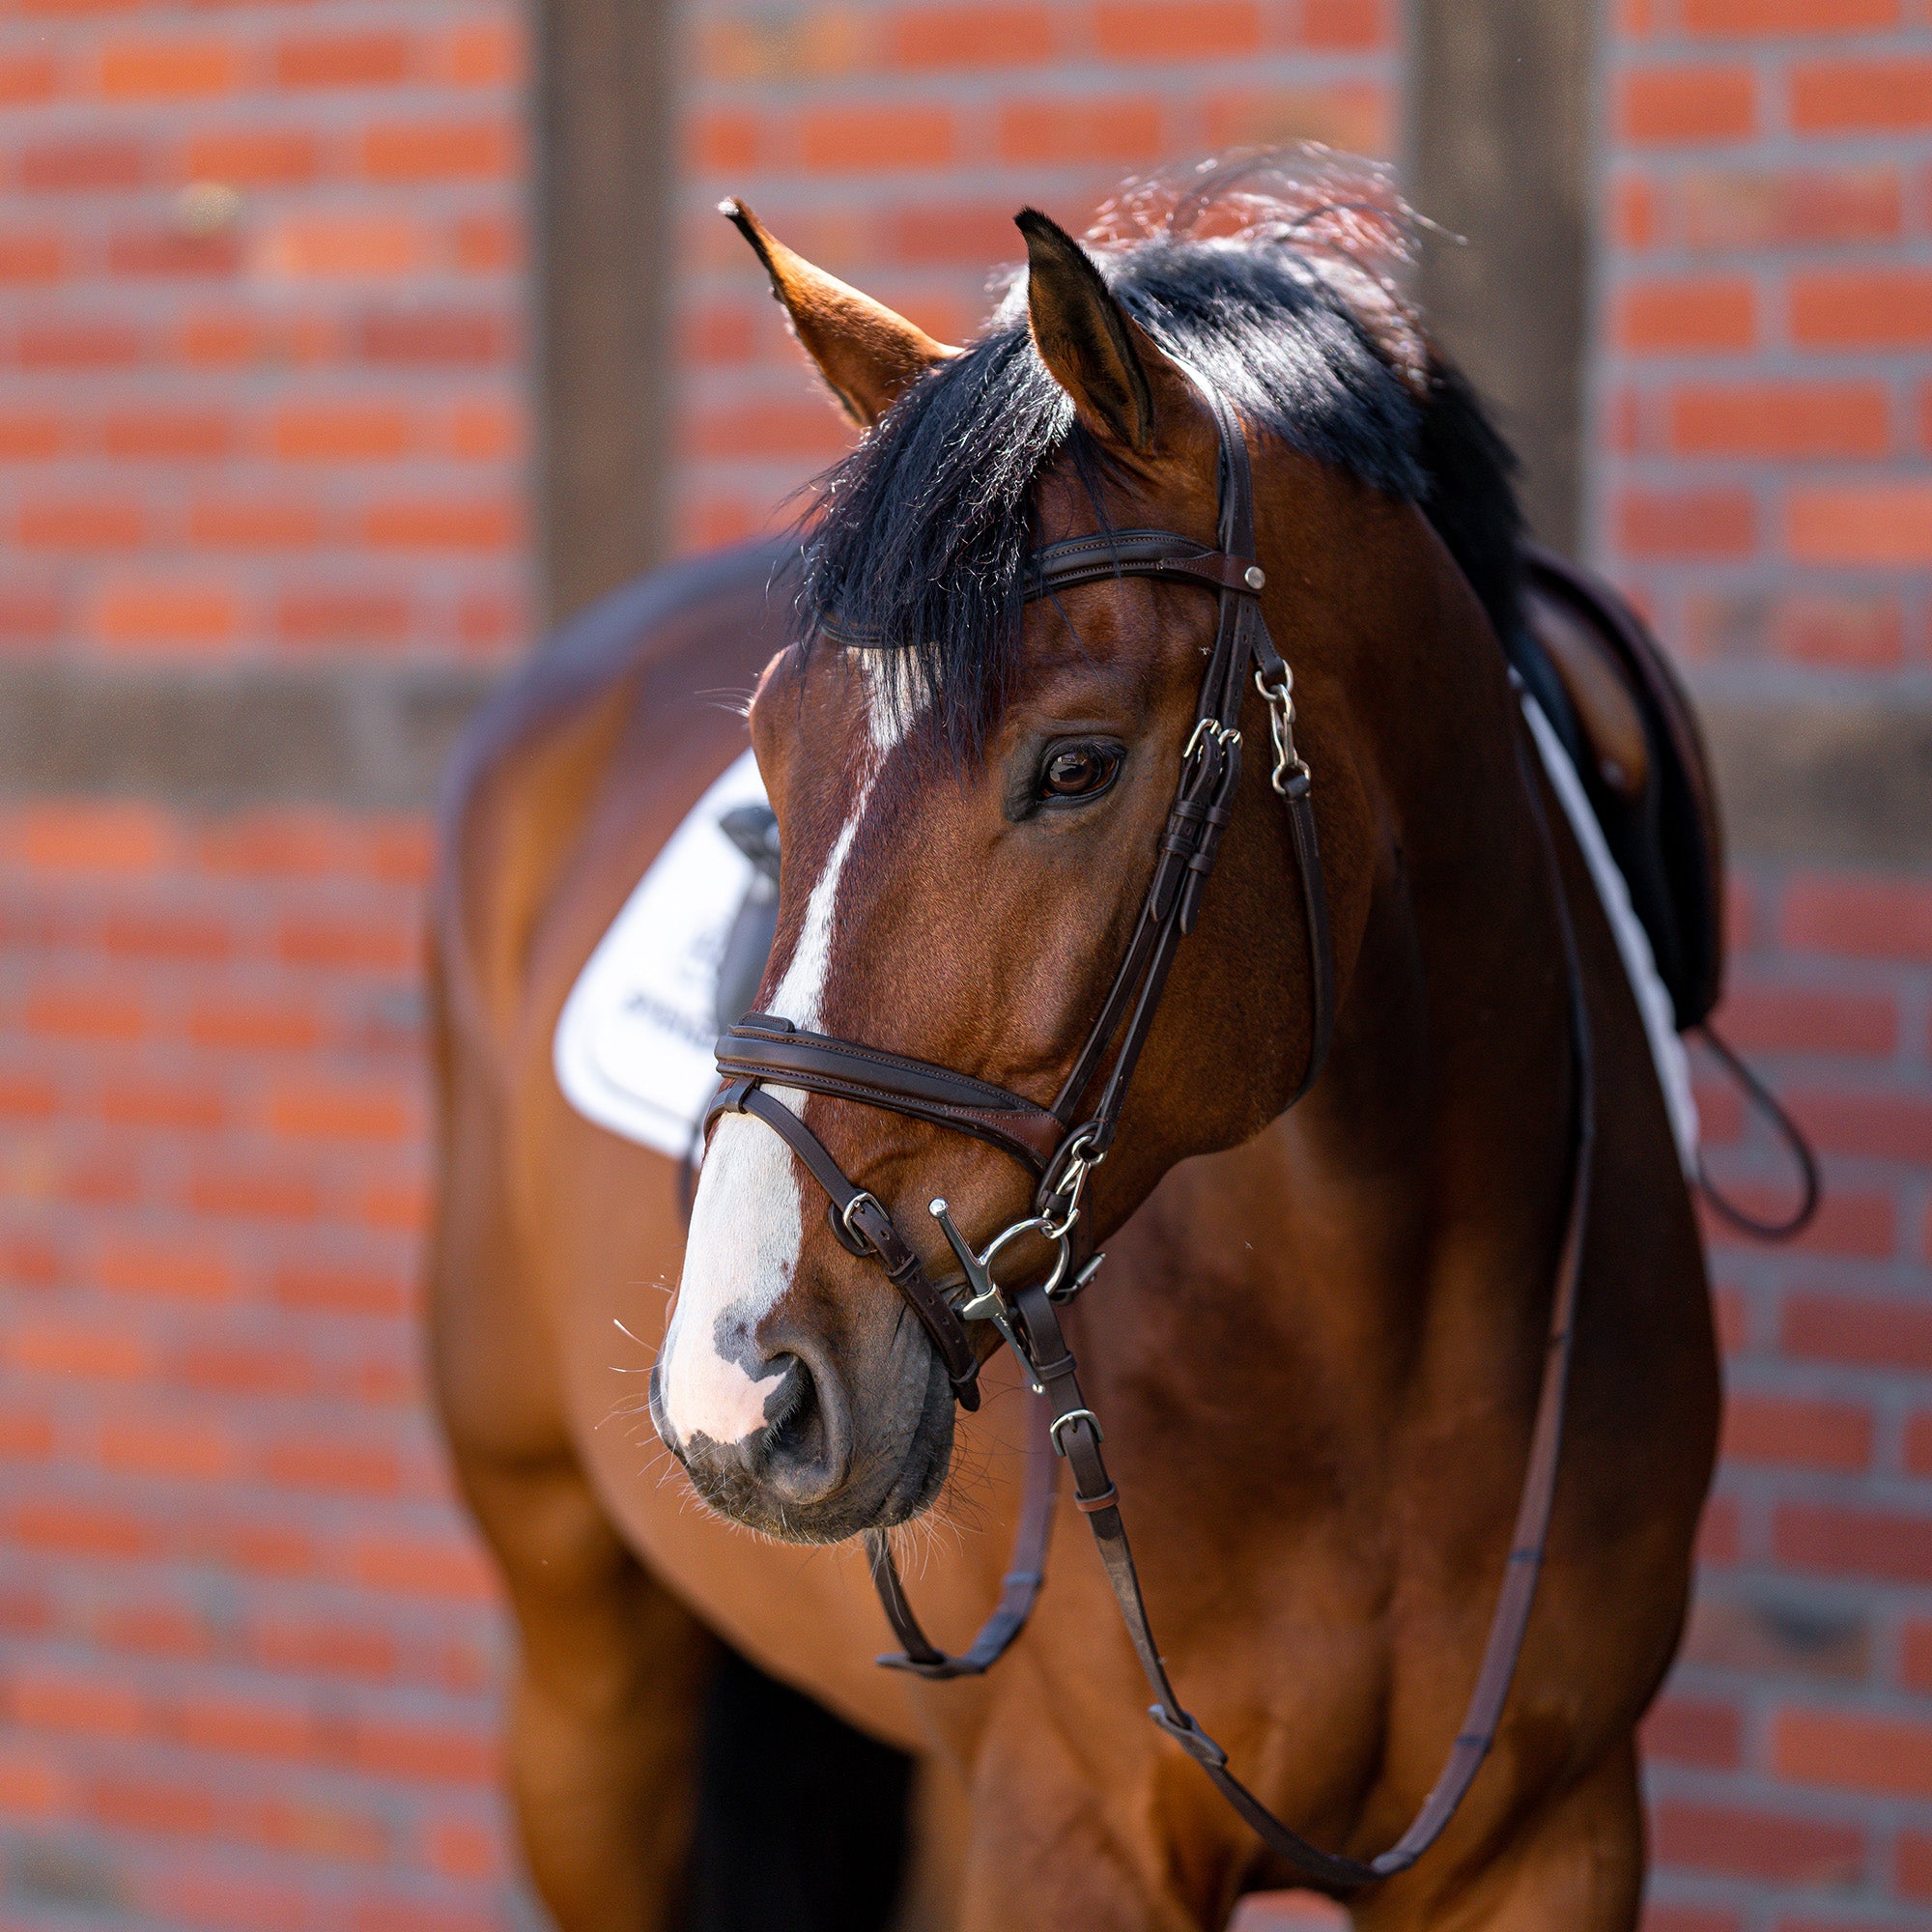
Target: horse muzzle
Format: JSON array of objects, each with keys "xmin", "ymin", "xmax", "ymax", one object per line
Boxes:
[{"xmin": 650, "ymin": 1302, "xmax": 955, "ymax": 1544}]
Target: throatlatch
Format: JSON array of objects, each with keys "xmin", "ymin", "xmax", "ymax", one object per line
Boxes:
[{"xmin": 701, "ymin": 365, "xmax": 1590, "ymax": 1888}]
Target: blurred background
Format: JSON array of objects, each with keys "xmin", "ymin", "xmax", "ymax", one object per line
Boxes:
[{"xmin": 0, "ymin": 1, "xmax": 1928, "ymax": 1928}]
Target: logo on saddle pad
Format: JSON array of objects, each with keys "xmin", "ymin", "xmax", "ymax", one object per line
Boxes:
[{"xmin": 554, "ymin": 750, "xmax": 778, "ymax": 1159}]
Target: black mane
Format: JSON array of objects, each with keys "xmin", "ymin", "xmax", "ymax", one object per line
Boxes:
[{"xmin": 791, "ymin": 156, "xmax": 1521, "ymax": 757}]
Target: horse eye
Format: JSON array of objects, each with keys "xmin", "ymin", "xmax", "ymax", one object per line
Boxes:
[{"xmin": 1039, "ymin": 743, "xmax": 1121, "ymax": 801}]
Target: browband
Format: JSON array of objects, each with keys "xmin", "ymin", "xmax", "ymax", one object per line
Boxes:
[{"xmin": 1025, "ymin": 527, "xmax": 1268, "ymax": 601}]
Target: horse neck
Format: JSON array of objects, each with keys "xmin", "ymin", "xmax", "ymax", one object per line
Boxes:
[
  {"xmin": 1331, "ymin": 589, "xmax": 1573, "ymax": 1219},
  {"xmin": 1170, "ymin": 538, "xmax": 1579, "ymax": 1413}
]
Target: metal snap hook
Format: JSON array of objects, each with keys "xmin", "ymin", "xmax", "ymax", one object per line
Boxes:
[
  {"xmin": 1255, "ymin": 668, "xmax": 1307, "ymax": 796},
  {"xmin": 1037, "ymin": 1125, "xmax": 1104, "ymax": 1240}
]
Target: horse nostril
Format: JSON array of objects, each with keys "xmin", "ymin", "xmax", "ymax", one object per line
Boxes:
[
  {"xmin": 753, "ymin": 1350, "xmax": 849, "ymax": 1506},
  {"xmin": 762, "ymin": 1353, "xmax": 811, "ymax": 1447}
]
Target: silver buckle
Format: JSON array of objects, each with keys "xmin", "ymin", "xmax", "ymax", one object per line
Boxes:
[
  {"xmin": 1048, "ymin": 1407, "xmax": 1104, "ymax": 1455},
  {"xmin": 1182, "ymin": 716, "xmax": 1240, "ymax": 765},
  {"xmin": 839, "ymin": 1189, "xmax": 884, "ymax": 1248}
]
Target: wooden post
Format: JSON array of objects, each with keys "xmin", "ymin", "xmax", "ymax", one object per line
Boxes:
[
  {"xmin": 1408, "ymin": 0, "xmax": 1596, "ymax": 556},
  {"xmin": 534, "ymin": 0, "xmax": 676, "ymax": 626}
]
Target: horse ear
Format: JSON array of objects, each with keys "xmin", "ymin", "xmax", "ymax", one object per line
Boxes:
[
  {"xmin": 723, "ymin": 199, "xmax": 958, "ymax": 428},
  {"xmin": 1015, "ymin": 208, "xmax": 1198, "ymax": 456}
]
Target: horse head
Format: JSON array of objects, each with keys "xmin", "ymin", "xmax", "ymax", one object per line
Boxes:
[{"xmin": 652, "ymin": 187, "xmax": 1508, "ymax": 1543}]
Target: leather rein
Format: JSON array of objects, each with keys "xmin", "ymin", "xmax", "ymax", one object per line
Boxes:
[{"xmin": 703, "ymin": 368, "xmax": 1596, "ymax": 1890}]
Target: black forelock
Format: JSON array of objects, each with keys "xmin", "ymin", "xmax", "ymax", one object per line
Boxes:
[{"xmin": 788, "ymin": 163, "xmax": 1522, "ymax": 758}]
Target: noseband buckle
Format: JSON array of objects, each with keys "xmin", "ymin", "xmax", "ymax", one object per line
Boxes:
[
  {"xmin": 1047, "ymin": 1406, "xmax": 1103, "ymax": 1455},
  {"xmin": 833, "ymin": 1187, "xmax": 888, "ymax": 1258}
]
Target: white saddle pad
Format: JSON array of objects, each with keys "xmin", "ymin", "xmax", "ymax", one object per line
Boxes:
[
  {"xmin": 553, "ymin": 749, "xmax": 768, "ymax": 1159},
  {"xmin": 555, "ymin": 723, "xmax": 1696, "ymax": 1177}
]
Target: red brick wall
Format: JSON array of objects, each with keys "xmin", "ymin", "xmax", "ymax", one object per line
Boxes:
[
  {"xmin": 1601, "ymin": 5, "xmax": 1932, "ymax": 1928},
  {"xmin": 4, "ymin": 3, "xmax": 1928, "ymax": 1930},
  {"xmin": 0, "ymin": 0, "xmax": 528, "ymax": 1922},
  {"xmin": 675, "ymin": 0, "xmax": 1399, "ymax": 550}
]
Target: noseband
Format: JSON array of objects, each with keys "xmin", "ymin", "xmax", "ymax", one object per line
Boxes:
[{"xmin": 702, "ymin": 369, "xmax": 1595, "ymax": 1890}]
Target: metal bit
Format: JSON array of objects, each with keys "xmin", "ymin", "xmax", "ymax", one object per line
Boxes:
[{"xmin": 928, "ymin": 1198, "xmax": 1038, "ymax": 1389}]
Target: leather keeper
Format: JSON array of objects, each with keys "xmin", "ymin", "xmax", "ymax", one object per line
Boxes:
[{"xmin": 1149, "ymin": 1707, "xmax": 1230, "ymax": 1768}]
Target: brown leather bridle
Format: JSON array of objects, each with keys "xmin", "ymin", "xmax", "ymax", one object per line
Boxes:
[{"xmin": 702, "ymin": 368, "xmax": 1595, "ymax": 1890}]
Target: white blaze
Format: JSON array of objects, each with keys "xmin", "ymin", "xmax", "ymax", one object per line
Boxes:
[
  {"xmin": 660, "ymin": 654, "xmax": 926, "ymax": 1448},
  {"xmin": 858, "ymin": 649, "xmax": 917, "ymax": 756},
  {"xmin": 660, "ymin": 1109, "xmax": 804, "ymax": 1444},
  {"xmin": 660, "ymin": 776, "xmax": 871, "ymax": 1446}
]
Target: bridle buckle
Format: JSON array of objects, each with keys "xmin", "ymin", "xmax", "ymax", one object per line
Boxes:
[
  {"xmin": 1182, "ymin": 715, "xmax": 1240, "ymax": 765},
  {"xmin": 1048, "ymin": 1406, "xmax": 1104, "ymax": 1455},
  {"xmin": 836, "ymin": 1188, "xmax": 885, "ymax": 1255}
]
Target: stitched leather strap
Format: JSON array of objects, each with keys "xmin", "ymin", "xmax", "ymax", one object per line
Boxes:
[
  {"xmin": 1028, "ymin": 527, "xmax": 1265, "ymax": 599},
  {"xmin": 1032, "ymin": 362, "xmax": 1333, "ymax": 1137},
  {"xmin": 1280, "ymin": 768, "xmax": 1334, "ymax": 1108}
]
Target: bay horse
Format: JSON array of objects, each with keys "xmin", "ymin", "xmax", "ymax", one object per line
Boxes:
[{"xmin": 429, "ymin": 162, "xmax": 1718, "ymax": 1930}]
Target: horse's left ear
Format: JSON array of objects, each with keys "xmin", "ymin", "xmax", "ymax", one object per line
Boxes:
[
  {"xmin": 1016, "ymin": 209, "xmax": 1202, "ymax": 457},
  {"xmin": 723, "ymin": 198, "xmax": 959, "ymax": 428}
]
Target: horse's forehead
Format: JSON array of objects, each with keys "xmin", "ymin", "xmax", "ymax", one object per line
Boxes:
[
  {"xmin": 754, "ymin": 649, "xmax": 891, "ymax": 845},
  {"xmin": 1032, "ymin": 446, "xmax": 1219, "ymax": 546}
]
